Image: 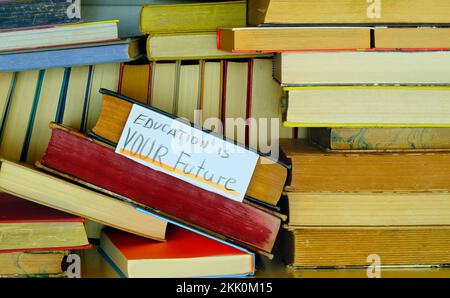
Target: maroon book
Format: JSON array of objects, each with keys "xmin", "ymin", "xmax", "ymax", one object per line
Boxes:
[{"xmin": 40, "ymin": 125, "xmax": 281, "ymax": 254}]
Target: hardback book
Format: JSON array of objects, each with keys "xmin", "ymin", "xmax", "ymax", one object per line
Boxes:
[
  {"xmin": 176, "ymin": 62, "xmax": 200, "ymax": 124},
  {"xmin": 0, "ymin": 250, "xmax": 70, "ymax": 277},
  {"xmin": 274, "ymin": 51, "xmax": 450, "ymax": 86},
  {"xmin": 85, "ymin": 63, "xmax": 121, "ymax": 131},
  {"xmin": 284, "ymin": 191, "xmax": 450, "ymax": 226},
  {"xmin": 0, "ymin": 0, "xmax": 81, "ymax": 30},
  {"xmin": 200, "ymin": 61, "xmax": 222, "ymax": 131},
  {"xmin": 375, "ymin": 27, "xmax": 450, "ymax": 49},
  {"xmin": 119, "ymin": 63, "xmax": 151, "ymax": 104},
  {"xmin": 39, "ymin": 123, "xmax": 281, "ymax": 254},
  {"xmin": 247, "ymin": 59, "xmax": 293, "ymax": 150},
  {"xmin": 0, "ymin": 20, "xmax": 119, "ymax": 52},
  {"xmin": 90, "ymin": 89, "xmax": 288, "ymax": 206},
  {"xmin": 0, "ymin": 70, "xmax": 41, "ymax": 161},
  {"xmin": 0, "ymin": 39, "xmax": 143, "ymax": 72},
  {"xmin": 0, "ymin": 192, "xmax": 89, "ymax": 252},
  {"xmin": 24, "ymin": 68, "xmax": 66, "ymax": 165},
  {"xmin": 0, "ymin": 159, "xmax": 167, "ymax": 240},
  {"xmin": 282, "ymin": 86, "xmax": 450, "ymax": 127},
  {"xmin": 147, "ymin": 32, "xmax": 270, "ymax": 61},
  {"xmin": 247, "ymin": 0, "xmax": 450, "ymax": 26},
  {"xmin": 281, "ymin": 138, "xmax": 450, "ymax": 192},
  {"xmin": 222, "ymin": 60, "xmax": 248, "ymax": 145},
  {"xmin": 139, "ymin": 1, "xmax": 246, "ymax": 34},
  {"xmin": 217, "ymin": 27, "xmax": 371, "ymax": 52},
  {"xmin": 100, "ymin": 226, "xmax": 255, "ymax": 278},
  {"xmin": 151, "ymin": 61, "xmax": 177, "ymax": 114},
  {"xmin": 281, "ymin": 226, "xmax": 450, "ymax": 268},
  {"xmin": 82, "ymin": 0, "xmax": 199, "ymax": 38},
  {"xmin": 309, "ymin": 127, "xmax": 450, "ymax": 151}
]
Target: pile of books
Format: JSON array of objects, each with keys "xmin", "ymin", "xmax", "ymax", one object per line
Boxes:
[
  {"xmin": 4, "ymin": 0, "xmax": 450, "ymax": 279},
  {"xmin": 0, "ymin": 0, "xmax": 292, "ymax": 278},
  {"xmin": 219, "ymin": 0, "xmax": 450, "ymax": 269}
]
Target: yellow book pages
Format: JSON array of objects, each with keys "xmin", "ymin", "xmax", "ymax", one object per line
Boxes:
[
  {"xmin": 0, "ymin": 73, "xmax": 14, "ymax": 129},
  {"xmin": 286, "ymin": 227, "xmax": 450, "ymax": 268},
  {"xmin": 26, "ymin": 68, "xmax": 65, "ymax": 164},
  {"xmin": 86, "ymin": 63, "xmax": 120, "ymax": 131},
  {"xmin": 287, "ymin": 191, "xmax": 450, "ymax": 226},
  {"xmin": 140, "ymin": 1, "xmax": 246, "ymax": 34},
  {"xmin": 224, "ymin": 61, "xmax": 247, "ymax": 145},
  {"xmin": 0, "ymin": 70, "xmax": 39, "ymax": 161},
  {"xmin": 249, "ymin": 59, "xmax": 284, "ymax": 151},
  {"xmin": 201, "ymin": 61, "xmax": 221, "ymax": 132},
  {"xmin": 248, "ymin": 0, "xmax": 450, "ymax": 25},
  {"xmin": 62, "ymin": 66, "xmax": 90, "ymax": 131},
  {"xmin": 0, "ymin": 251, "xmax": 67, "ymax": 276},
  {"xmin": 176, "ymin": 63, "xmax": 200, "ymax": 123},
  {"xmin": 283, "ymin": 86, "xmax": 450, "ymax": 128},
  {"xmin": 120, "ymin": 64, "xmax": 150, "ymax": 104},
  {"xmin": 375, "ymin": 27, "xmax": 450, "ymax": 49},
  {"xmin": 151, "ymin": 62, "xmax": 176, "ymax": 114}
]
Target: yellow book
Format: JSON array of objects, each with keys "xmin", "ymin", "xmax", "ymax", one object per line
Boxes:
[
  {"xmin": 0, "ymin": 73, "xmax": 15, "ymax": 131},
  {"xmin": 86, "ymin": 63, "xmax": 120, "ymax": 131},
  {"xmin": 0, "ymin": 70, "xmax": 40, "ymax": 161},
  {"xmin": 151, "ymin": 61, "xmax": 177, "ymax": 114},
  {"xmin": 61, "ymin": 66, "xmax": 91, "ymax": 131},
  {"xmin": 139, "ymin": 1, "xmax": 246, "ymax": 34},
  {"xmin": 26, "ymin": 68, "xmax": 65, "ymax": 164},
  {"xmin": 176, "ymin": 63, "xmax": 200, "ymax": 124},
  {"xmin": 283, "ymin": 86, "xmax": 450, "ymax": 128},
  {"xmin": 119, "ymin": 63, "xmax": 150, "ymax": 104},
  {"xmin": 248, "ymin": 0, "xmax": 450, "ymax": 25}
]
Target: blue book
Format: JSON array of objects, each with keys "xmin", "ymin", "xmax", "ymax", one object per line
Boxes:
[
  {"xmin": 0, "ymin": 0, "xmax": 81, "ymax": 30},
  {"xmin": 81, "ymin": 0, "xmax": 199, "ymax": 38},
  {"xmin": 0, "ymin": 39, "xmax": 143, "ymax": 72}
]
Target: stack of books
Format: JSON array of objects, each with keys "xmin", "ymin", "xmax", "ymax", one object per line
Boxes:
[
  {"xmin": 218, "ymin": 0, "xmax": 450, "ymax": 269},
  {"xmin": 0, "ymin": 192, "xmax": 90, "ymax": 277}
]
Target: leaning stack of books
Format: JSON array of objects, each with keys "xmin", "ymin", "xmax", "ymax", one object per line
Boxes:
[{"xmin": 219, "ymin": 0, "xmax": 450, "ymax": 269}]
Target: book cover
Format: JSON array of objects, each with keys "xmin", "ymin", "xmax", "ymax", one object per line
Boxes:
[
  {"xmin": 100, "ymin": 225, "xmax": 255, "ymax": 278},
  {"xmin": 0, "ymin": 0, "xmax": 81, "ymax": 30}
]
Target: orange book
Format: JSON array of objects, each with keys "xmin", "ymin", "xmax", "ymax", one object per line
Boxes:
[
  {"xmin": 100, "ymin": 226, "xmax": 255, "ymax": 278},
  {"xmin": 118, "ymin": 63, "xmax": 151, "ymax": 104}
]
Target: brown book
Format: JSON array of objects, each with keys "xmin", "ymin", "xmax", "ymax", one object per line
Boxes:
[
  {"xmin": 310, "ymin": 127, "xmax": 450, "ymax": 152},
  {"xmin": 217, "ymin": 27, "xmax": 370, "ymax": 52},
  {"xmin": 282, "ymin": 227, "xmax": 450, "ymax": 268},
  {"xmin": 91, "ymin": 88, "xmax": 288, "ymax": 206},
  {"xmin": 248, "ymin": 0, "xmax": 450, "ymax": 25},
  {"xmin": 281, "ymin": 138, "xmax": 450, "ymax": 192}
]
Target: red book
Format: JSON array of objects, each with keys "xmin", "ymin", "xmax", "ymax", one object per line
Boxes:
[
  {"xmin": 0, "ymin": 192, "xmax": 90, "ymax": 252},
  {"xmin": 40, "ymin": 125, "xmax": 281, "ymax": 254},
  {"xmin": 100, "ymin": 226, "xmax": 254, "ymax": 277}
]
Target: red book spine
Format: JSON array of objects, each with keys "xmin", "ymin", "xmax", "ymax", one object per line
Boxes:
[{"xmin": 41, "ymin": 128, "xmax": 280, "ymax": 253}]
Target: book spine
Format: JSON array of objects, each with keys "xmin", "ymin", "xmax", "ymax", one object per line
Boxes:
[
  {"xmin": 0, "ymin": 44, "xmax": 132, "ymax": 72},
  {"xmin": 41, "ymin": 127, "xmax": 280, "ymax": 253},
  {"xmin": 0, "ymin": 0, "xmax": 81, "ymax": 30}
]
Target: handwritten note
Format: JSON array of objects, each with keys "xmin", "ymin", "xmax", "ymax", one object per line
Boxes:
[{"xmin": 116, "ymin": 104, "xmax": 259, "ymax": 202}]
